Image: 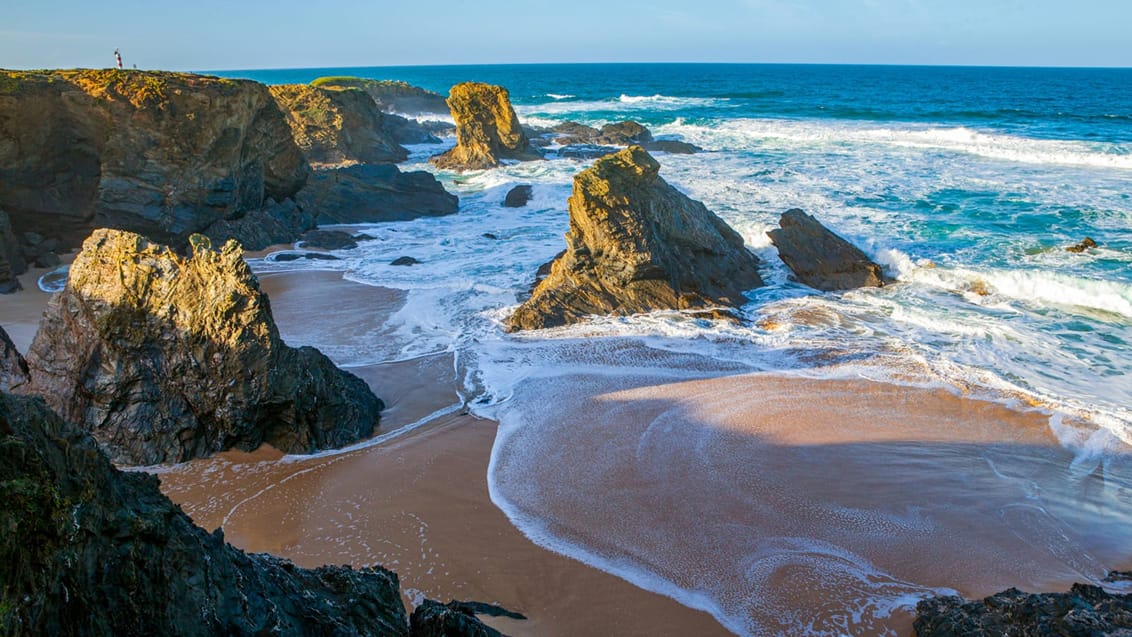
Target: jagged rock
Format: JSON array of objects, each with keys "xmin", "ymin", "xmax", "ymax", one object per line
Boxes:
[
  {"xmin": 0, "ymin": 391, "xmax": 409, "ymax": 636},
  {"xmin": 914, "ymin": 583, "xmax": 1132, "ymax": 636},
  {"xmin": 643, "ymin": 140, "xmax": 702, "ymax": 154},
  {"xmin": 509, "ymin": 146, "xmax": 763, "ymax": 331},
  {"xmin": 409, "ymin": 600, "xmax": 525, "ymax": 637},
  {"xmin": 430, "ymin": 83, "xmax": 543, "ymax": 171},
  {"xmin": 0, "ymin": 326, "xmax": 29, "ymax": 391},
  {"xmin": 269, "ymin": 84, "xmax": 408, "ymax": 165},
  {"xmin": 300, "ymin": 229, "xmax": 360, "ymax": 251},
  {"xmin": 767, "ymin": 209, "xmax": 887, "ymax": 291},
  {"xmin": 551, "ymin": 121, "xmax": 601, "ymax": 145},
  {"xmin": 595, "ymin": 121, "xmax": 654, "ymax": 145},
  {"xmin": 0, "ymin": 210, "xmax": 25, "ymax": 293},
  {"xmin": 503, "ymin": 185, "xmax": 533, "ymax": 208},
  {"xmin": 204, "ymin": 197, "xmax": 314, "ymax": 251},
  {"xmin": 310, "ymin": 77, "xmax": 450, "ymax": 115},
  {"xmin": 21, "ymin": 229, "xmax": 383, "ymax": 465},
  {"xmin": 298, "ymin": 164, "xmax": 459, "ymax": 225},
  {"xmin": 1067, "ymin": 236, "xmax": 1098, "ymax": 253},
  {"xmin": 391, "ymin": 256, "xmax": 420, "ymax": 266},
  {"xmin": 0, "ymin": 69, "xmax": 308, "ymax": 249}
]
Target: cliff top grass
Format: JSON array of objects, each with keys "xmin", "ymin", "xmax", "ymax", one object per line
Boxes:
[
  {"xmin": 0, "ymin": 69, "xmax": 243, "ymax": 108},
  {"xmin": 310, "ymin": 76, "xmax": 441, "ymax": 97}
]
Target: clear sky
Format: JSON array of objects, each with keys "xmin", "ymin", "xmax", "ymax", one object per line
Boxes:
[{"xmin": 2, "ymin": 0, "xmax": 1129, "ymax": 71}]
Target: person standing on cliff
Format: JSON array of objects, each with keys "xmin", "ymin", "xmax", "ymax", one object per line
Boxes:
[{"xmin": 114, "ymin": 49, "xmax": 123, "ymax": 70}]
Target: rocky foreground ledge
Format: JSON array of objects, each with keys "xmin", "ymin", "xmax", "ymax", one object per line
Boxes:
[
  {"xmin": 508, "ymin": 146, "xmax": 763, "ymax": 330},
  {"xmin": 20, "ymin": 229, "xmax": 383, "ymax": 465}
]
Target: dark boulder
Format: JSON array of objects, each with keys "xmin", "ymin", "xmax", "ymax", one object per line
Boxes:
[
  {"xmin": 21, "ymin": 229, "xmax": 383, "ymax": 465},
  {"xmin": 767, "ymin": 209, "xmax": 887, "ymax": 291},
  {"xmin": 595, "ymin": 121, "xmax": 654, "ymax": 145},
  {"xmin": 391, "ymin": 256, "xmax": 420, "ymax": 266},
  {"xmin": 203, "ymin": 197, "xmax": 314, "ymax": 251},
  {"xmin": 300, "ymin": 229, "xmax": 360, "ymax": 251},
  {"xmin": 509, "ymin": 146, "xmax": 762, "ymax": 331},
  {"xmin": 269, "ymin": 251, "xmax": 341, "ymax": 262},
  {"xmin": 298, "ymin": 164, "xmax": 459, "ymax": 225},
  {"xmin": 310, "ymin": 77, "xmax": 450, "ymax": 116},
  {"xmin": 0, "ymin": 390, "xmax": 410, "ymax": 636},
  {"xmin": 430, "ymin": 83, "xmax": 543, "ymax": 171},
  {"xmin": 503, "ymin": 185, "xmax": 533, "ymax": 208},
  {"xmin": 409, "ymin": 600, "xmax": 525, "ymax": 637},
  {"xmin": 383, "ymin": 113, "xmax": 443, "ymax": 145},
  {"xmin": 0, "ymin": 326, "xmax": 29, "ymax": 391},
  {"xmin": 642, "ymin": 140, "xmax": 702, "ymax": 154},
  {"xmin": 557, "ymin": 145, "xmax": 620, "ymax": 160},
  {"xmin": 914, "ymin": 583, "xmax": 1132, "ymax": 636}
]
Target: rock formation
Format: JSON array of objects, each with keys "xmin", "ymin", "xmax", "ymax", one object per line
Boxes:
[
  {"xmin": 767, "ymin": 209, "xmax": 887, "ymax": 291},
  {"xmin": 298, "ymin": 164, "xmax": 459, "ymax": 225},
  {"xmin": 410, "ymin": 600, "xmax": 525, "ymax": 637},
  {"xmin": 503, "ymin": 185, "xmax": 533, "ymax": 208},
  {"xmin": 0, "ymin": 390, "xmax": 410, "ymax": 636},
  {"xmin": 269, "ymin": 84, "xmax": 408, "ymax": 165},
  {"xmin": 21, "ymin": 229, "xmax": 383, "ymax": 465},
  {"xmin": 299, "ymin": 229, "xmax": 363, "ymax": 251},
  {"xmin": 914, "ymin": 583, "xmax": 1132, "ymax": 636},
  {"xmin": 508, "ymin": 146, "xmax": 763, "ymax": 331},
  {"xmin": 0, "ymin": 210, "xmax": 24, "ymax": 293},
  {"xmin": 0, "ymin": 326, "xmax": 29, "ymax": 391},
  {"xmin": 0, "ymin": 69, "xmax": 309, "ymax": 249},
  {"xmin": 310, "ymin": 77, "xmax": 450, "ymax": 115},
  {"xmin": 430, "ymin": 82, "xmax": 543, "ymax": 171},
  {"xmin": 1067, "ymin": 236, "xmax": 1098, "ymax": 253},
  {"xmin": 548, "ymin": 120, "xmax": 701, "ymax": 157}
]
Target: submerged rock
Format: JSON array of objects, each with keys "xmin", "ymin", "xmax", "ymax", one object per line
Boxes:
[
  {"xmin": 22, "ymin": 229, "xmax": 383, "ymax": 465},
  {"xmin": 552, "ymin": 120, "xmax": 699, "ymax": 155},
  {"xmin": 0, "ymin": 326, "xmax": 29, "ymax": 391},
  {"xmin": 298, "ymin": 164, "xmax": 459, "ymax": 225},
  {"xmin": 390, "ymin": 256, "xmax": 420, "ymax": 266},
  {"xmin": 269, "ymin": 84, "xmax": 408, "ymax": 165},
  {"xmin": 1066, "ymin": 236, "xmax": 1098, "ymax": 253},
  {"xmin": 503, "ymin": 185, "xmax": 533, "ymax": 208},
  {"xmin": 643, "ymin": 139, "xmax": 702, "ymax": 154},
  {"xmin": 767, "ymin": 209, "xmax": 887, "ymax": 291},
  {"xmin": 430, "ymin": 82, "xmax": 543, "ymax": 171},
  {"xmin": 0, "ymin": 390, "xmax": 410, "ymax": 636},
  {"xmin": 299, "ymin": 229, "xmax": 361, "ymax": 251},
  {"xmin": 914, "ymin": 583, "xmax": 1132, "ymax": 636},
  {"xmin": 509, "ymin": 146, "xmax": 763, "ymax": 331}
]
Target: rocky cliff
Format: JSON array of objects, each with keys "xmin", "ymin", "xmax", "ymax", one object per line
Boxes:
[
  {"xmin": 0, "ymin": 210, "xmax": 23, "ymax": 293},
  {"xmin": 310, "ymin": 77, "xmax": 450, "ymax": 115},
  {"xmin": 0, "ymin": 390, "xmax": 409, "ymax": 636},
  {"xmin": 21, "ymin": 229, "xmax": 382, "ymax": 465},
  {"xmin": 0, "ymin": 69, "xmax": 309, "ymax": 250},
  {"xmin": 508, "ymin": 146, "xmax": 763, "ymax": 331},
  {"xmin": 0, "ymin": 326, "xmax": 28, "ymax": 392},
  {"xmin": 297, "ymin": 164, "xmax": 459, "ymax": 225},
  {"xmin": 914, "ymin": 582, "xmax": 1132, "ymax": 636},
  {"xmin": 269, "ymin": 84, "xmax": 408, "ymax": 165},
  {"xmin": 430, "ymin": 82, "xmax": 542, "ymax": 171},
  {"xmin": 766, "ymin": 209, "xmax": 887, "ymax": 291}
]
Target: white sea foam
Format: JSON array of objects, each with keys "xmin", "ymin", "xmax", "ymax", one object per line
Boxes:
[{"xmin": 546, "ymin": 93, "xmax": 575, "ymax": 100}]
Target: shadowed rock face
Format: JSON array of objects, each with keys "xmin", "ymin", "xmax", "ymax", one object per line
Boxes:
[
  {"xmin": 0, "ymin": 391, "xmax": 410, "ymax": 637},
  {"xmin": 0, "ymin": 70, "xmax": 309, "ymax": 249},
  {"xmin": 914, "ymin": 584, "xmax": 1132, "ymax": 636},
  {"xmin": 21, "ymin": 229, "xmax": 383, "ymax": 465},
  {"xmin": 0, "ymin": 210, "xmax": 24, "ymax": 293},
  {"xmin": 298, "ymin": 164, "xmax": 459, "ymax": 225},
  {"xmin": 310, "ymin": 77, "xmax": 450, "ymax": 116},
  {"xmin": 508, "ymin": 146, "xmax": 763, "ymax": 331},
  {"xmin": 430, "ymin": 82, "xmax": 542, "ymax": 171},
  {"xmin": 269, "ymin": 84, "xmax": 408, "ymax": 165},
  {"xmin": 0, "ymin": 326, "xmax": 28, "ymax": 392},
  {"xmin": 767, "ymin": 208, "xmax": 887, "ymax": 291}
]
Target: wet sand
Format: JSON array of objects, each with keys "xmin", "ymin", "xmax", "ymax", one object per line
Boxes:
[{"xmin": 0, "ymin": 260, "xmax": 68, "ymax": 352}]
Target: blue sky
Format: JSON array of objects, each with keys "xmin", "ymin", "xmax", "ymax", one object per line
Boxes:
[{"xmin": 2, "ymin": 0, "xmax": 1129, "ymax": 70}]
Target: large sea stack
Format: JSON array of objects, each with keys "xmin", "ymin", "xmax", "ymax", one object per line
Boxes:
[
  {"xmin": 269, "ymin": 84, "xmax": 409, "ymax": 165},
  {"xmin": 0, "ymin": 69, "xmax": 308, "ymax": 249},
  {"xmin": 508, "ymin": 146, "xmax": 763, "ymax": 331},
  {"xmin": 767, "ymin": 208, "xmax": 887, "ymax": 291},
  {"xmin": 21, "ymin": 229, "xmax": 383, "ymax": 465},
  {"xmin": 430, "ymin": 82, "xmax": 542, "ymax": 171},
  {"xmin": 0, "ymin": 391, "xmax": 409, "ymax": 636}
]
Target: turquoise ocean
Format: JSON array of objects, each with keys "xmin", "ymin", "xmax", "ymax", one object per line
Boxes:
[{"xmin": 211, "ymin": 64, "xmax": 1132, "ymax": 635}]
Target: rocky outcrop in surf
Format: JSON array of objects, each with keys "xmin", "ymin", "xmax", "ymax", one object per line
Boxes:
[
  {"xmin": 503, "ymin": 185, "xmax": 533, "ymax": 208},
  {"xmin": 547, "ymin": 120, "xmax": 701, "ymax": 157},
  {"xmin": 269, "ymin": 84, "xmax": 408, "ymax": 165},
  {"xmin": 0, "ymin": 390, "xmax": 410, "ymax": 636},
  {"xmin": 430, "ymin": 82, "xmax": 543, "ymax": 171},
  {"xmin": 310, "ymin": 77, "xmax": 450, "ymax": 115},
  {"xmin": 767, "ymin": 208, "xmax": 887, "ymax": 291},
  {"xmin": 0, "ymin": 326, "xmax": 28, "ymax": 391},
  {"xmin": 508, "ymin": 146, "xmax": 763, "ymax": 331},
  {"xmin": 297, "ymin": 164, "xmax": 459, "ymax": 225},
  {"xmin": 913, "ymin": 581, "xmax": 1132, "ymax": 636},
  {"xmin": 0, "ymin": 69, "xmax": 308, "ymax": 250},
  {"xmin": 21, "ymin": 229, "xmax": 383, "ymax": 465}
]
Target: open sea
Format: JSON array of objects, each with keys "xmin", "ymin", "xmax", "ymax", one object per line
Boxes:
[{"xmin": 211, "ymin": 64, "xmax": 1132, "ymax": 635}]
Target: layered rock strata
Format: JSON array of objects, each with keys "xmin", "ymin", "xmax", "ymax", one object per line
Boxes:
[
  {"xmin": 269, "ymin": 84, "xmax": 408, "ymax": 165},
  {"xmin": 509, "ymin": 146, "xmax": 763, "ymax": 331},
  {"xmin": 22, "ymin": 229, "xmax": 382, "ymax": 465},
  {"xmin": 431, "ymin": 82, "xmax": 543, "ymax": 171},
  {"xmin": 767, "ymin": 208, "xmax": 887, "ymax": 291}
]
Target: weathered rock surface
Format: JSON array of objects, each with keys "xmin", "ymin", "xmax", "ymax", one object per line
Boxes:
[
  {"xmin": 311, "ymin": 77, "xmax": 450, "ymax": 115},
  {"xmin": 21, "ymin": 229, "xmax": 383, "ymax": 465},
  {"xmin": 914, "ymin": 583, "xmax": 1132, "ymax": 636},
  {"xmin": 391, "ymin": 256, "xmax": 420, "ymax": 266},
  {"xmin": 550, "ymin": 120, "xmax": 700, "ymax": 155},
  {"xmin": 0, "ymin": 326, "xmax": 28, "ymax": 391},
  {"xmin": 383, "ymin": 113, "xmax": 445, "ymax": 145},
  {"xmin": 1067, "ymin": 236, "xmax": 1098, "ymax": 253},
  {"xmin": 503, "ymin": 185, "xmax": 533, "ymax": 208},
  {"xmin": 0, "ymin": 210, "xmax": 24, "ymax": 293},
  {"xmin": 767, "ymin": 208, "xmax": 887, "ymax": 291},
  {"xmin": 300, "ymin": 229, "xmax": 361, "ymax": 251},
  {"xmin": 410, "ymin": 600, "xmax": 525, "ymax": 637},
  {"xmin": 430, "ymin": 82, "xmax": 543, "ymax": 171},
  {"xmin": 595, "ymin": 121, "xmax": 654, "ymax": 146},
  {"xmin": 203, "ymin": 197, "xmax": 313, "ymax": 251},
  {"xmin": 0, "ymin": 391, "xmax": 410, "ymax": 636},
  {"xmin": 0, "ymin": 69, "xmax": 309, "ymax": 249},
  {"xmin": 298, "ymin": 164, "xmax": 459, "ymax": 225},
  {"xmin": 269, "ymin": 84, "xmax": 408, "ymax": 165},
  {"xmin": 509, "ymin": 146, "xmax": 763, "ymax": 331}
]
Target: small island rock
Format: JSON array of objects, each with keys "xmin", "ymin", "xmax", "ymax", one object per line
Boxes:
[
  {"xmin": 767, "ymin": 209, "xmax": 887, "ymax": 291},
  {"xmin": 430, "ymin": 82, "xmax": 543, "ymax": 171}
]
